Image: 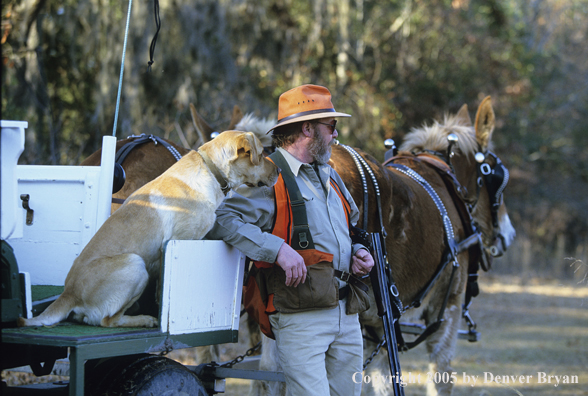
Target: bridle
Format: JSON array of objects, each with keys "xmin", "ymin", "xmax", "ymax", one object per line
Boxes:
[
  {"xmin": 387, "ymin": 136, "xmax": 511, "ymax": 263},
  {"xmin": 463, "ymin": 148, "xmax": 510, "ymax": 257},
  {"xmin": 474, "ymin": 150, "xmax": 509, "ymax": 227}
]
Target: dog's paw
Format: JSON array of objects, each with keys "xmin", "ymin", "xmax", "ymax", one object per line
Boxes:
[
  {"xmin": 105, "ymin": 314, "xmax": 159, "ymax": 328},
  {"xmin": 135, "ymin": 315, "xmax": 158, "ymax": 328},
  {"xmin": 146, "ymin": 316, "xmax": 159, "ymax": 327}
]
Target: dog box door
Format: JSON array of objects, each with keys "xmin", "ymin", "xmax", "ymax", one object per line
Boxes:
[{"xmin": 161, "ymin": 240, "xmax": 246, "ymax": 336}]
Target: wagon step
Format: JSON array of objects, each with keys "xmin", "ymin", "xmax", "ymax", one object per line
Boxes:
[
  {"xmin": 191, "ymin": 356, "xmax": 286, "ymax": 394},
  {"xmin": 400, "ymin": 322, "xmax": 480, "ymax": 342}
]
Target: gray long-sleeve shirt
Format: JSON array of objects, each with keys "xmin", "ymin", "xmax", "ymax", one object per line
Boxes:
[{"xmin": 207, "ymin": 147, "xmax": 361, "ymax": 286}]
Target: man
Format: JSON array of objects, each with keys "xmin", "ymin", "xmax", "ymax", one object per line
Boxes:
[{"xmin": 208, "ymin": 84, "xmax": 374, "ymax": 395}]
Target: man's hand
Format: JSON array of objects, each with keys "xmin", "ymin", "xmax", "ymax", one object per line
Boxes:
[
  {"xmin": 351, "ymin": 248, "xmax": 374, "ymax": 276},
  {"xmin": 275, "ymin": 243, "xmax": 307, "ymax": 287}
]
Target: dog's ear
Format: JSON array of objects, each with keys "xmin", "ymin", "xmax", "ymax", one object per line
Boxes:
[{"xmin": 237, "ymin": 132, "xmax": 262, "ymax": 165}]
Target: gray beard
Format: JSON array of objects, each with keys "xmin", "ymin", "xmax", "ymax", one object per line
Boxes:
[{"xmin": 308, "ymin": 130, "xmax": 332, "ymax": 164}]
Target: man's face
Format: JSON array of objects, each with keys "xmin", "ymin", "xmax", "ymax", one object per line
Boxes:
[{"xmin": 309, "ymin": 118, "xmax": 337, "ymax": 164}]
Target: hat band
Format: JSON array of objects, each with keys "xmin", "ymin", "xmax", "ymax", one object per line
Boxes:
[{"xmin": 278, "ymin": 108, "xmax": 336, "ymax": 124}]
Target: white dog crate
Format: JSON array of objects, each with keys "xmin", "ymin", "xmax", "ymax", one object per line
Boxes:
[
  {"xmin": 2, "ymin": 120, "xmax": 116, "ymax": 322},
  {"xmin": 2, "ymin": 120, "xmax": 245, "ymax": 337}
]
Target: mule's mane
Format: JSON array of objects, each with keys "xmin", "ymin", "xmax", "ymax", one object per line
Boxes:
[
  {"xmin": 235, "ymin": 113, "xmax": 275, "ymax": 147},
  {"xmin": 399, "ymin": 113, "xmax": 478, "ymax": 155}
]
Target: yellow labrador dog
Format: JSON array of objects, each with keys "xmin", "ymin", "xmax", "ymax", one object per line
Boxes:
[{"xmin": 18, "ymin": 131, "xmax": 278, "ymax": 328}]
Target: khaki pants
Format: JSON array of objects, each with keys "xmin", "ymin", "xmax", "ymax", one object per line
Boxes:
[{"xmin": 269, "ymin": 300, "xmax": 363, "ymax": 396}]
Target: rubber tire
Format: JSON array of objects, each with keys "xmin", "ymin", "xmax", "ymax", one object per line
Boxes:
[{"xmin": 86, "ymin": 354, "xmax": 207, "ymax": 396}]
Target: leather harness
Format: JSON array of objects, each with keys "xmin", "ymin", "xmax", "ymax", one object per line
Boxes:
[
  {"xmin": 116, "ymin": 134, "xmax": 183, "ymax": 164},
  {"xmin": 111, "ymin": 134, "xmax": 185, "ymax": 204},
  {"xmin": 340, "ymin": 143, "xmax": 485, "ymax": 350}
]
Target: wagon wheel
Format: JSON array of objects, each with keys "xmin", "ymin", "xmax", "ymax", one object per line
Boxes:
[{"xmin": 85, "ymin": 354, "xmax": 207, "ymax": 396}]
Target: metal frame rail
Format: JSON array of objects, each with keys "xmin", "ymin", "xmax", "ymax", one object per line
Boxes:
[{"xmin": 2, "ymin": 326, "xmax": 237, "ymax": 396}]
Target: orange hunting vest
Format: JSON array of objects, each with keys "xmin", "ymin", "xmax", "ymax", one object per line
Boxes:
[{"xmin": 243, "ymin": 153, "xmax": 351, "ymax": 339}]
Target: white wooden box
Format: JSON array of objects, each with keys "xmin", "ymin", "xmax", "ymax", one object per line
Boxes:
[{"xmin": 160, "ymin": 240, "xmax": 245, "ymax": 335}]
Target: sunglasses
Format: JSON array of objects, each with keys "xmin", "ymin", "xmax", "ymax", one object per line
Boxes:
[{"xmin": 316, "ymin": 120, "xmax": 337, "ymax": 133}]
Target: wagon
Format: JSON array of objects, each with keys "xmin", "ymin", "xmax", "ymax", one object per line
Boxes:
[{"xmin": 1, "ymin": 121, "xmax": 283, "ymax": 395}]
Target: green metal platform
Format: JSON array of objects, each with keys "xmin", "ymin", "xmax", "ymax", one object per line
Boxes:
[{"xmin": 2, "ymin": 322, "xmax": 237, "ymax": 396}]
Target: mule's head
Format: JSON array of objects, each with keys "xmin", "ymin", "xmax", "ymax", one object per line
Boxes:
[
  {"xmin": 189, "ymin": 103, "xmax": 245, "ymax": 146},
  {"xmin": 467, "ymin": 97, "xmax": 516, "ymax": 266},
  {"xmin": 400, "ymin": 96, "xmax": 516, "ymax": 268}
]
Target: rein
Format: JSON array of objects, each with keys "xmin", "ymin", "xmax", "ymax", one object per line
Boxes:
[
  {"xmin": 337, "ymin": 144, "xmax": 404, "ymax": 337},
  {"xmin": 338, "ymin": 143, "xmax": 385, "ymax": 234}
]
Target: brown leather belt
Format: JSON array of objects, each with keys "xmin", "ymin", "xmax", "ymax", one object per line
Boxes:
[{"xmin": 334, "ymin": 269, "xmax": 369, "ymax": 294}]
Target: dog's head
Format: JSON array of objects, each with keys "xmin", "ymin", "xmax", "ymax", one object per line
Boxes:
[{"xmin": 200, "ymin": 130, "xmax": 279, "ymax": 190}]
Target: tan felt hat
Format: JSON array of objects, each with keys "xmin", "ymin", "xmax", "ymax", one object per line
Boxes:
[{"xmin": 267, "ymin": 84, "xmax": 351, "ymax": 133}]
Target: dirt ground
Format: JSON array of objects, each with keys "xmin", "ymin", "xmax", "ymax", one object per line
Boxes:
[
  {"xmin": 205, "ymin": 274, "xmax": 588, "ymax": 396},
  {"xmin": 3, "ymin": 274, "xmax": 587, "ymax": 395},
  {"xmin": 175, "ymin": 274, "xmax": 588, "ymax": 395},
  {"xmin": 395, "ymin": 274, "xmax": 588, "ymax": 396}
]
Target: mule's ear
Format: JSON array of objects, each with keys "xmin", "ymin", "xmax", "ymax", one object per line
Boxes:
[
  {"xmin": 228, "ymin": 105, "xmax": 244, "ymax": 130},
  {"xmin": 236, "ymin": 132, "xmax": 262, "ymax": 165},
  {"xmin": 190, "ymin": 103, "xmax": 215, "ymax": 145},
  {"xmin": 474, "ymin": 96, "xmax": 495, "ymax": 151},
  {"xmin": 455, "ymin": 104, "xmax": 472, "ymax": 126}
]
